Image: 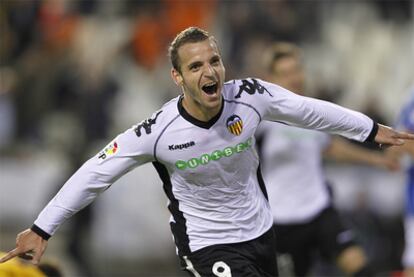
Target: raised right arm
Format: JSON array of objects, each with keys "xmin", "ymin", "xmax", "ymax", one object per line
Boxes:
[{"xmin": 0, "ymin": 125, "xmax": 154, "ymax": 264}]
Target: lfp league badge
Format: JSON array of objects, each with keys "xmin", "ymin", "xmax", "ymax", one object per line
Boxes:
[{"xmin": 98, "ymin": 140, "xmax": 119, "ymax": 162}]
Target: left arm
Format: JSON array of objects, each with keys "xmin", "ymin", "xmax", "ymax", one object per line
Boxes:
[{"xmin": 252, "ymin": 78, "xmax": 414, "ymax": 146}]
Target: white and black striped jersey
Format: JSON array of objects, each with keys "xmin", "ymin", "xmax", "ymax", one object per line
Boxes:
[{"xmin": 32, "ymin": 78, "xmax": 376, "ymax": 256}]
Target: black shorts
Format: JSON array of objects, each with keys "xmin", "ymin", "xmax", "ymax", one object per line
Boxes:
[
  {"xmin": 180, "ymin": 227, "xmax": 278, "ymax": 277},
  {"xmin": 273, "ymin": 206, "xmax": 356, "ymax": 276}
]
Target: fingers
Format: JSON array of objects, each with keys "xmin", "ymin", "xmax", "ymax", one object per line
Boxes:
[
  {"xmin": 396, "ymin": 131, "xmax": 414, "ymax": 140},
  {"xmin": 388, "ymin": 131, "xmax": 405, "ymax": 145},
  {"xmin": 18, "ymin": 249, "xmax": 35, "ymax": 261},
  {"xmin": 376, "ymin": 124, "xmax": 414, "ymax": 146},
  {"xmin": 379, "ymin": 134, "xmax": 404, "ymax": 147},
  {"xmin": 375, "ymin": 125, "xmax": 399, "ymax": 146},
  {"xmin": 379, "ymin": 139, "xmax": 403, "ymax": 148},
  {"xmin": 1, "ymin": 229, "xmax": 48, "ymax": 265},
  {"xmin": 0, "ymin": 246, "xmax": 45, "ymax": 265},
  {"xmin": 0, "ymin": 247, "xmax": 44, "ymax": 265},
  {"xmin": 32, "ymin": 244, "xmax": 46, "ymax": 265},
  {"xmin": 0, "ymin": 248, "xmax": 20, "ymax": 263},
  {"xmin": 390, "ymin": 129, "xmax": 414, "ymax": 144},
  {"xmin": 18, "ymin": 252, "xmax": 34, "ymax": 261}
]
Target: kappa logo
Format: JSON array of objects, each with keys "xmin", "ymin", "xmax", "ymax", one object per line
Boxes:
[
  {"xmin": 235, "ymin": 79, "xmax": 273, "ymax": 99},
  {"xmin": 135, "ymin": 110, "xmax": 162, "ymax": 137},
  {"xmin": 169, "ymin": 141, "xmax": 195, "ymax": 151},
  {"xmin": 226, "ymin": 115, "xmax": 243, "ymax": 136}
]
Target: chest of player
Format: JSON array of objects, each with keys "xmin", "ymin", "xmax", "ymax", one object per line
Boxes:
[{"xmin": 155, "ymin": 105, "xmax": 260, "ymax": 172}]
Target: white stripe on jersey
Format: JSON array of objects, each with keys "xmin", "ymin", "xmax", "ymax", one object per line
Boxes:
[{"xmin": 183, "ymin": 256, "xmax": 202, "ymax": 277}]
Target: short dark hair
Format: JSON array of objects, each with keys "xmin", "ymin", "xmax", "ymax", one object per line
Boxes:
[
  {"xmin": 264, "ymin": 42, "xmax": 302, "ymax": 74},
  {"xmin": 168, "ymin": 27, "xmax": 212, "ymax": 73}
]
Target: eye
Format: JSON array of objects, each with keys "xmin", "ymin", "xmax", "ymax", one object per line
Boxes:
[
  {"xmin": 189, "ymin": 62, "xmax": 202, "ymax": 72},
  {"xmin": 211, "ymin": 57, "xmax": 220, "ymax": 65},
  {"xmin": 190, "ymin": 65, "xmax": 200, "ymax": 72}
]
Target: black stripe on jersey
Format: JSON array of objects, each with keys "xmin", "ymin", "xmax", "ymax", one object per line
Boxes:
[
  {"xmin": 224, "ymin": 99, "xmax": 262, "ymax": 121},
  {"xmin": 152, "ymin": 161, "xmax": 191, "ymax": 256},
  {"xmin": 256, "ymin": 163, "xmax": 269, "ymax": 201},
  {"xmin": 255, "ymin": 130, "xmax": 265, "ymax": 161},
  {"xmin": 178, "ymin": 96, "xmax": 224, "ymax": 129}
]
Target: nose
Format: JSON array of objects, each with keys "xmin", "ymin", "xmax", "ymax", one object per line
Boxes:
[{"xmin": 203, "ymin": 64, "xmax": 215, "ymax": 77}]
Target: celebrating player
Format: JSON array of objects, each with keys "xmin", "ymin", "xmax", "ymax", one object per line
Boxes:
[{"xmin": 1, "ymin": 27, "xmax": 412, "ymax": 277}]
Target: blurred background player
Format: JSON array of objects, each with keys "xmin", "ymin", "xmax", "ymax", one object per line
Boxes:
[
  {"xmin": 387, "ymin": 89, "xmax": 414, "ymax": 277},
  {"xmin": 256, "ymin": 42, "xmax": 400, "ymax": 276}
]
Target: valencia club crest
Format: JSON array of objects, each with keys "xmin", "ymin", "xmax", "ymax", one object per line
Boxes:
[{"xmin": 226, "ymin": 115, "xmax": 243, "ymax": 136}]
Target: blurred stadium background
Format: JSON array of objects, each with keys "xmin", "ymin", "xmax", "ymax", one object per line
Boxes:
[{"xmin": 0, "ymin": 0, "xmax": 413, "ymax": 276}]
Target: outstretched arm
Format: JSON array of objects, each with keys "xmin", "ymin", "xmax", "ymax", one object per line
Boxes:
[
  {"xmin": 0, "ymin": 124, "xmax": 155, "ymax": 265},
  {"xmin": 255, "ymin": 79, "xmax": 414, "ymax": 144}
]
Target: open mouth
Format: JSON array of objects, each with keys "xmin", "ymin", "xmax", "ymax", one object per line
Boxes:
[{"xmin": 202, "ymin": 82, "xmax": 218, "ymax": 95}]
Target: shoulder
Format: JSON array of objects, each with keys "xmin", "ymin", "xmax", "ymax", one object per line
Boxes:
[
  {"xmin": 223, "ymin": 78, "xmax": 279, "ymax": 101},
  {"xmin": 133, "ymin": 96, "xmax": 180, "ymax": 138},
  {"xmin": 101, "ymin": 97, "xmax": 180, "ymax": 159}
]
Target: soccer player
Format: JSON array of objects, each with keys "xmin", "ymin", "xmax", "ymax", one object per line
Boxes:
[
  {"xmin": 0, "ymin": 27, "xmax": 412, "ymax": 277},
  {"xmin": 387, "ymin": 90, "xmax": 414, "ymax": 277},
  {"xmin": 256, "ymin": 42, "xmax": 400, "ymax": 276}
]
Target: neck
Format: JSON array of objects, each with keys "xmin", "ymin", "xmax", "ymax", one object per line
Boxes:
[{"xmin": 181, "ymin": 95, "xmax": 222, "ymax": 122}]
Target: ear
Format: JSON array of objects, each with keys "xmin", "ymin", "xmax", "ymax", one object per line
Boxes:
[{"xmin": 171, "ymin": 68, "xmax": 183, "ymax": 87}]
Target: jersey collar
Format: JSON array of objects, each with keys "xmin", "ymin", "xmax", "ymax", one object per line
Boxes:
[{"xmin": 177, "ymin": 95, "xmax": 224, "ymax": 129}]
